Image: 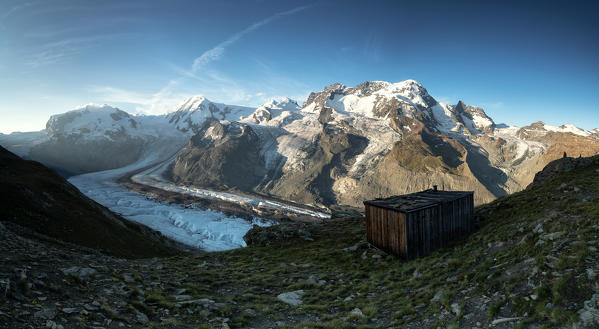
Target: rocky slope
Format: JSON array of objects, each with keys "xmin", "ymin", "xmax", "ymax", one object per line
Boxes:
[
  {"xmin": 0, "ymin": 145, "xmax": 182, "ymax": 258},
  {"xmin": 2, "ymin": 155, "xmax": 599, "ymax": 328}
]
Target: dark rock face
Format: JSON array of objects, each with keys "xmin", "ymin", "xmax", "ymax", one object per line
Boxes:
[
  {"xmin": 529, "ymin": 155, "xmax": 599, "ymax": 188},
  {"xmin": 169, "ymin": 120, "xmax": 268, "ymax": 191},
  {"xmin": 0, "ymin": 146, "xmax": 180, "ymax": 258},
  {"xmin": 266, "ymin": 126, "xmax": 369, "ymax": 206}
]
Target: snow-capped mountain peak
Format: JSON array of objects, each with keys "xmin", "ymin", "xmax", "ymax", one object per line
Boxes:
[
  {"xmin": 167, "ymin": 96, "xmax": 255, "ymax": 133},
  {"xmin": 240, "ymin": 97, "xmax": 302, "ymax": 126},
  {"xmin": 46, "ymin": 104, "xmax": 137, "ymax": 138},
  {"xmin": 544, "ymin": 123, "xmax": 591, "ymax": 137},
  {"xmin": 300, "ymin": 79, "xmax": 438, "ymax": 121},
  {"xmin": 260, "ymin": 97, "xmax": 300, "ymax": 111},
  {"xmin": 172, "ymin": 95, "xmax": 210, "ymax": 112}
]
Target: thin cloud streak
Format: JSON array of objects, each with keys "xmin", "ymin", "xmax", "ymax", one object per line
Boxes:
[
  {"xmin": 88, "ymin": 80, "xmax": 189, "ymax": 115},
  {"xmin": 191, "ymin": 5, "xmax": 311, "ymax": 73},
  {"xmin": 25, "ymin": 33, "xmax": 137, "ymax": 68},
  {"xmin": 90, "ymin": 5, "xmax": 313, "ymax": 115}
]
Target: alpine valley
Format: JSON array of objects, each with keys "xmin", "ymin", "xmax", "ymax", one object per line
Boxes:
[{"xmin": 3, "ymin": 80, "xmax": 598, "ymax": 210}]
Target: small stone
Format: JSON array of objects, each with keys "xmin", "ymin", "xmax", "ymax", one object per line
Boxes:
[
  {"xmin": 136, "ymin": 312, "xmax": 149, "ymax": 324},
  {"xmin": 35, "ymin": 308, "xmax": 56, "ymax": 320},
  {"xmin": 277, "ymin": 290, "xmax": 304, "ymax": 306},
  {"xmin": 530, "ymin": 294, "xmax": 538, "ymax": 301},
  {"xmin": 244, "ymin": 309, "xmax": 257, "ymax": 316},
  {"xmin": 173, "ymin": 295, "xmax": 192, "ymax": 301},
  {"xmin": 61, "ymin": 308, "xmax": 78, "ymax": 314},
  {"xmin": 372, "ymin": 254, "xmax": 382, "ymax": 259},
  {"xmin": 0, "ymin": 279, "xmax": 9, "ymax": 299},
  {"xmin": 61, "ymin": 267, "xmax": 96, "ymax": 279},
  {"xmin": 343, "ymin": 245, "xmax": 358, "ymax": 252},
  {"xmin": 542, "ymin": 232, "xmax": 564, "ymax": 241},
  {"xmin": 344, "ymin": 295, "xmax": 354, "ymax": 302},
  {"xmin": 533, "ymin": 223, "xmax": 544, "ymax": 234},
  {"xmin": 587, "ymin": 269, "xmax": 596, "ymax": 281},
  {"xmin": 192, "ymin": 298, "xmax": 215, "ymax": 305},
  {"xmin": 61, "ymin": 267, "xmax": 80, "ymax": 276},
  {"xmin": 413, "ymin": 270, "xmax": 423, "ymax": 278},
  {"xmin": 431, "ymin": 291, "xmax": 443, "ymax": 302},
  {"xmin": 451, "ymin": 303, "xmax": 461, "ymax": 316},
  {"xmin": 84, "ymin": 304, "xmax": 99, "ymax": 311},
  {"xmin": 306, "ymin": 276, "xmax": 317, "ymax": 284},
  {"xmin": 275, "ymin": 321, "xmax": 285, "ymax": 327},
  {"xmin": 123, "ymin": 274, "xmax": 135, "ymax": 283},
  {"xmin": 350, "ymin": 308, "xmax": 365, "ymax": 317},
  {"xmin": 78, "ymin": 268, "xmax": 96, "ymax": 277}
]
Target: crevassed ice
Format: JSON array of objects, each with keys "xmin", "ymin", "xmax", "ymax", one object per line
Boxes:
[{"xmin": 68, "ymin": 142, "xmax": 271, "ymax": 252}]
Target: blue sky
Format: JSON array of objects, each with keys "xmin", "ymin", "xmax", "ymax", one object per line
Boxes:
[{"xmin": 1, "ymin": 0, "xmax": 598, "ymax": 133}]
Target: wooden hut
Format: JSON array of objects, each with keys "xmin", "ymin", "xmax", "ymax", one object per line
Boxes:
[{"xmin": 363, "ymin": 187, "xmax": 474, "ymax": 259}]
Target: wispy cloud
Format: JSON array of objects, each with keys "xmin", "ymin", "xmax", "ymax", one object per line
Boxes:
[
  {"xmin": 25, "ymin": 33, "xmax": 136, "ymax": 68},
  {"xmin": 191, "ymin": 5, "xmax": 311, "ymax": 73},
  {"xmin": 88, "ymin": 80, "xmax": 189, "ymax": 115},
  {"xmin": 2, "ymin": 1, "xmax": 39, "ymax": 20},
  {"xmin": 88, "ymin": 5, "xmax": 313, "ymax": 114},
  {"xmin": 362, "ymin": 30, "xmax": 382, "ymax": 62}
]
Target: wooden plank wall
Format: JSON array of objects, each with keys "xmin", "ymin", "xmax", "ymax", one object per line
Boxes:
[
  {"xmin": 366, "ymin": 194, "xmax": 474, "ymax": 259},
  {"xmin": 365, "ymin": 204, "xmax": 407, "ymax": 258},
  {"xmin": 406, "ymin": 194, "xmax": 474, "ymax": 259}
]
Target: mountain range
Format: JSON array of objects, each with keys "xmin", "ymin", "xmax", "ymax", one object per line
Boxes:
[{"xmin": 2, "ymin": 79, "xmax": 599, "ymax": 207}]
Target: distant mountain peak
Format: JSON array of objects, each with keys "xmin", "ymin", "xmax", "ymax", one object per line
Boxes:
[
  {"xmin": 173, "ymin": 95, "xmax": 210, "ymax": 112},
  {"xmin": 260, "ymin": 97, "xmax": 300, "ymax": 111}
]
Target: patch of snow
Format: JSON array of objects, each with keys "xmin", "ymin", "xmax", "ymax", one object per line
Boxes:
[
  {"xmin": 431, "ymin": 103, "xmax": 458, "ymax": 133},
  {"xmin": 347, "ymin": 117, "xmax": 402, "ymax": 177},
  {"xmin": 544, "ymin": 123, "xmax": 591, "ymax": 137},
  {"xmin": 460, "ymin": 114, "xmax": 481, "ymax": 135},
  {"xmin": 325, "ymin": 93, "xmax": 378, "ymax": 117},
  {"xmin": 493, "ymin": 127, "xmax": 547, "ymax": 164},
  {"xmin": 472, "ymin": 113, "xmax": 494, "ymax": 129},
  {"xmin": 494, "ymin": 125, "xmax": 520, "ymax": 137}
]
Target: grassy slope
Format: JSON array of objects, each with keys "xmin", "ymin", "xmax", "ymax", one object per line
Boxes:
[
  {"xmin": 0, "ymin": 146, "xmax": 181, "ymax": 259},
  {"xmin": 130, "ymin": 156, "xmax": 599, "ymax": 328}
]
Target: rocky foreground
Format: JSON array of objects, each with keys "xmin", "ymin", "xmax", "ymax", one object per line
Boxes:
[{"xmin": 2, "ymin": 156, "xmax": 599, "ymax": 328}]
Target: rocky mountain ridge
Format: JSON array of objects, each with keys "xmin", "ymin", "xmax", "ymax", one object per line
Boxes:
[{"xmin": 1, "ymin": 80, "xmax": 599, "ymax": 207}]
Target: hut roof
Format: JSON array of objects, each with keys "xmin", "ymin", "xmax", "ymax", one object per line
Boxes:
[{"xmin": 363, "ymin": 190, "xmax": 473, "ymax": 213}]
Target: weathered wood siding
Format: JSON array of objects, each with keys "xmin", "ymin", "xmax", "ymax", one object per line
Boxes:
[
  {"xmin": 365, "ymin": 193, "xmax": 474, "ymax": 259},
  {"xmin": 365, "ymin": 204, "xmax": 407, "ymax": 257}
]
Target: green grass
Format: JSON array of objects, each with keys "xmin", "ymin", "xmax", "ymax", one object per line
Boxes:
[{"xmin": 66, "ymin": 155, "xmax": 599, "ymax": 328}]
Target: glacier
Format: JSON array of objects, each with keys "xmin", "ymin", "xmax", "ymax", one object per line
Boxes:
[{"xmin": 68, "ymin": 142, "xmax": 271, "ymax": 252}]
